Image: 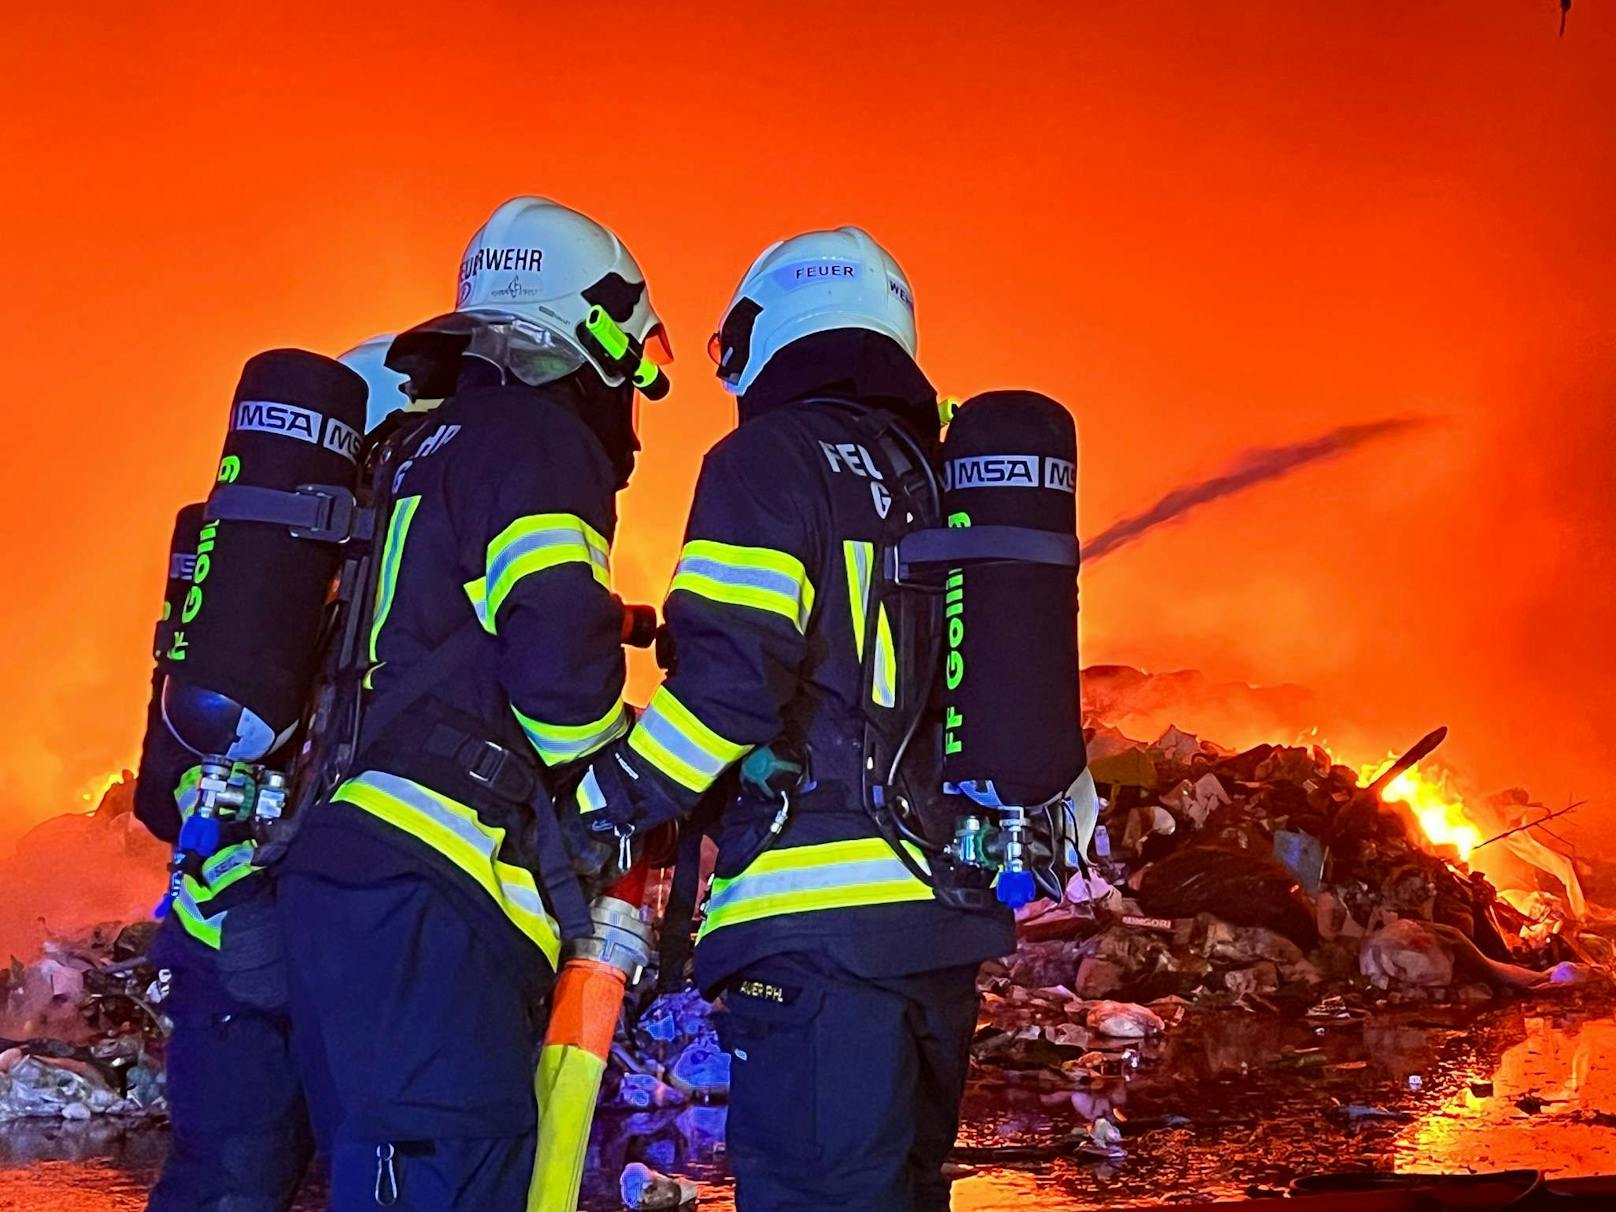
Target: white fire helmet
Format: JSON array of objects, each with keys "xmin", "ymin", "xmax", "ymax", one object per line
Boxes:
[
  {"xmin": 710, "ymin": 226, "xmax": 918, "ymax": 396},
  {"xmin": 337, "ymin": 334, "xmax": 411, "ymax": 432},
  {"xmin": 443, "ymin": 196, "xmax": 670, "ymax": 392}
]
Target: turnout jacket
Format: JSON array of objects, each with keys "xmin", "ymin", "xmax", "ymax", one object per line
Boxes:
[
  {"xmin": 286, "ymin": 374, "xmax": 629, "ymax": 971},
  {"xmin": 584, "ymin": 340, "xmax": 1015, "ymax": 992}
]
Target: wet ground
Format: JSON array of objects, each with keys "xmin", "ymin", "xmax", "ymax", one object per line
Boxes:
[{"xmin": 3, "ymin": 993, "xmax": 1613, "ymax": 1210}]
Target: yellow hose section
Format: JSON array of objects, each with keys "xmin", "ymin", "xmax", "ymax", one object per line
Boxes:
[{"xmin": 528, "ymin": 1042, "xmax": 609, "ymax": 1211}]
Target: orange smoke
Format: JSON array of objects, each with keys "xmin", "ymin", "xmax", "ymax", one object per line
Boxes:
[{"xmin": 0, "ymin": 2, "xmax": 1612, "ymax": 848}]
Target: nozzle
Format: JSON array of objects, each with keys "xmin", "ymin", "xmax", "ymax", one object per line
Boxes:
[
  {"xmin": 995, "ymin": 867, "xmax": 1037, "ymax": 910},
  {"xmin": 618, "ymin": 601, "xmax": 658, "ymax": 648}
]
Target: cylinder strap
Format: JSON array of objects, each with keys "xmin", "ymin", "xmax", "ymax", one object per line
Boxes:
[
  {"xmin": 891, "ymin": 525, "xmax": 1078, "ymax": 580},
  {"xmin": 205, "ymin": 483, "xmax": 359, "ymax": 542}
]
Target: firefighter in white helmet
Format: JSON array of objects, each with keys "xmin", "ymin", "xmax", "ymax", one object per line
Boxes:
[
  {"xmin": 278, "ymin": 198, "xmax": 670, "ymax": 1210},
  {"xmin": 572, "ymin": 226, "xmax": 1013, "ymax": 1210},
  {"xmin": 142, "ymin": 336, "xmax": 416, "ymax": 1212}
]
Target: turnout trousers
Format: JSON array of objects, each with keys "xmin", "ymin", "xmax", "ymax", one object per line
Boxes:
[
  {"xmin": 146, "ymin": 922, "xmax": 314, "ymax": 1212},
  {"xmin": 278, "ymin": 848, "xmax": 550, "ymax": 1212},
  {"xmin": 718, "ymin": 952, "xmax": 981, "ymax": 1212}
]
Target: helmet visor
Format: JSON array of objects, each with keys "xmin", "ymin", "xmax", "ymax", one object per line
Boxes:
[{"xmin": 400, "ymin": 309, "xmax": 589, "ymax": 389}]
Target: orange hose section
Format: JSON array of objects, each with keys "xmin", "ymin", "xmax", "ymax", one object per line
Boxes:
[{"xmin": 544, "ymin": 959, "xmax": 628, "ymax": 1059}]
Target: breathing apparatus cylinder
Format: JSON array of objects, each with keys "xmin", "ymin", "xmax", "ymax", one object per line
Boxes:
[
  {"xmin": 937, "ymin": 391, "xmax": 1083, "ymax": 904},
  {"xmin": 161, "ymin": 350, "xmax": 368, "ymax": 761},
  {"xmin": 154, "ymin": 503, "xmax": 207, "ymax": 664},
  {"xmin": 134, "ymin": 504, "xmax": 206, "ymax": 843}
]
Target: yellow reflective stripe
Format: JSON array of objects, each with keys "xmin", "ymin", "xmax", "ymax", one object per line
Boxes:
[
  {"xmin": 333, "ymin": 771, "xmax": 561, "ymax": 966},
  {"xmin": 173, "ymin": 766, "xmax": 203, "ymax": 820},
  {"xmin": 575, "ymin": 766, "xmax": 606, "ymax": 814},
  {"xmin": 842, "ymin": 542, "xmax": 894, "ymax": 708},
  {"xmin": 668, "ymin": 539, "xmax": 815, "ymax": 632},
  {"xmin": 627, "ymin": 686, "xmax": 750, "ymax": 793},
  {"xmin": 843, "ymin": 540, "xmax": 872, "ymax": 661},
  {"xmin": 464, "ymin": 577, "xmax": 494, "ymax": 634},
  {"xmin": 512, "ymin": 699, "xmax": 629, "ymax": 766},
  {"xmin": 872, "ymin": 602, "xmax": 897, "ymax": 709},
  {"xmin": 199, "ymin": 841, "xmax": 258, "ymax": 894},
  {"xmin": 369, "ymin": 495, "xmax": 422, "ymax": 673},
  {"xmin": 697, "ymin": 837, "xmax": 932, "ymax": 939},
  {"xmin": 174, "ymin": 876, "xmax": 224, "ymax": 949},
  {"xmin": 486, "ymin": 513, "xmax": 611, "ymax": 624}
]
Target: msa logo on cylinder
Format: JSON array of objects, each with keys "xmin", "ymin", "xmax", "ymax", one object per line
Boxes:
[
  {"xmin": 235, "ymin": 400, "xmax": 361, "ymax": 463},
  {"xmin": 944, "ymin": 454, "xmax": 1076, "ymax": 494}
]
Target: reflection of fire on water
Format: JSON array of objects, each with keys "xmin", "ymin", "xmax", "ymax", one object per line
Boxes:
[{"xmin": 1395, "ymin": 1013, "xmax": 1616, "ymax": 1179}]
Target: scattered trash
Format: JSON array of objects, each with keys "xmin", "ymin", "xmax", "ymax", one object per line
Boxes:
[
  {"xmin": 1340, "ymin": 1104, "xmax": 1411, "ymax": 1123},
  {"xmin": 1086, "ymin": 1001, "xmax": 1165, "ymax": 1039},
  {"xmin": 619, "ymin": 1161, "xmax": 697, "ymax": 1208},
  {"xmin": 1361, "ymin": 920, "xmax": 1455, "ymax": 989},
  {"xmin": 1273, "ymin": 829, "xmax": 1327, "ymax": 895},
  {"xmin": 6, "ymin": 691, "xmax": 1615, "ymax": 1199},
  {"xmin": 0, "ymin": 1051, "xmax": 160, "ymax": 1122},
  {"xmin": 1134, "ymin": 847, "xmax": 1318, "ymax": 949},
  {"xmin": 1078, "ymin": 1116, "xmax": 1126, "ymax": 1160}
]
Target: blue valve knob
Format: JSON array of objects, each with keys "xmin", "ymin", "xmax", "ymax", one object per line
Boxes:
[
  {"xmin": 176, "ymin": 813, "xmax": 222, "ymax": 857},
  {"xmin": 995, "ymin": 868, "xmax": 1037, "ymax": 909}
]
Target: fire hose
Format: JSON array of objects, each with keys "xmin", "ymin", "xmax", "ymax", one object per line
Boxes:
[{"xmin": 528, "ymin": 855, "xmax": 655, "ymax": 1211}]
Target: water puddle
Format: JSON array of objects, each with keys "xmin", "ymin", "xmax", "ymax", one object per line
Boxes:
[{"xmin": 2, "ymin": 995, "xmax": 1612, "ymax": 1209}]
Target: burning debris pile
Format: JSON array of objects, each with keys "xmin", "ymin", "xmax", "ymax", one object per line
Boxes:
[
  {"xmin": 965, "ymin": 687, "xmax": 1614, "ymax": 1164},
  {"xmin": 1014, "ymin": 715, "xmax": 1610, "ymax": 1003}
]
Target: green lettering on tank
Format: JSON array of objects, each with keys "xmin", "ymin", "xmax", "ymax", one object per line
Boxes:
[
  {"xmin": 943, "ymin": 510, "xmax": 972, "ymax": 745},
  {"xmin": 218, "ymin": 456, "xmax": 241, "ymax": 483},
  {"xmin": 180, "ymin": 519, "xmax": 219, "ymax": 625}
]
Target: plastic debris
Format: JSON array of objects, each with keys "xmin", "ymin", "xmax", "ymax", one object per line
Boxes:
[
  {"xmin": 619, "ymin": 1161, "xmax": 697, "ymax": 1209},
  {"xmin": 0, "ymin": 1053, "xmax": 151, "ymax": 1122},
  {"xmin": 1273, "ymin": 830, "xmax": 1327, "ymax": 895},
  {"xmin": 1085, "ymin": 1001, "xmax": 1165, "ymax": 1038},
  {"xmin": 1360, "ymin": 920, "xmax": 1455, "ymax": 989}
]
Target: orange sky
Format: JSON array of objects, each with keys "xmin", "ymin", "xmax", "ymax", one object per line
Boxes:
[{"xmin": 0, "ymin": 1, "xmax": 1610, "ymax": 844}]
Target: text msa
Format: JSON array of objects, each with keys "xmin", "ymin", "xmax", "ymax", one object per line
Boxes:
[
  {"xmin": 942, "ymin": 454, "xmax": 1076, "ymax": 494},
  {"xmin": 234, "ymin": 400, "xmax": 362, "ymax": 463}
]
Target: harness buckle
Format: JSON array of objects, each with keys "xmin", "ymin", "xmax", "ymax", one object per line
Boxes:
[{"xmin": 463, "ymin": 738, "xmax": 510, "ymax": 786}]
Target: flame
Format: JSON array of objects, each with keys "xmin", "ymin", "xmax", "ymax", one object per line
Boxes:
[
  {"xmin": 1358, "ymin": 756, "xmax": 1481, "ymax": 862},
  {"xmin": 75, "ymin": 768, "xmax": 128, "ymax": 813}
]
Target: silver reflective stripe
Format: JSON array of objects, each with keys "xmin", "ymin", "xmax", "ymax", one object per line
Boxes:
[
  {"xmin": 502, "ymin": 875, "xmax": 546, "ymax": 920},
  {"xmin": 201, "ymin": 845, "xmax": 253, "ymax": 884},
  {"xmin": 512, "ymin": 704, "xmax": 629, "ymax": 765},
  {"xmin": 337, "ymin": 771, "xmax": 556, "ymax": 957},
  {"xmin": 673, "ymin": 555, "xmax": 804, "ymax": 604},
  {"xmin": 176, "ymin": 882, "xmax": 214, "ymax": 915},
  {"xmin": 488, "ymin": 527, "xmax": 607, "ymax": 588},
  {"xmin": 634, "ymin": 701, "xmax": 728, "ymax": 785},
  {"xmin": 350, "ymin": 770, "xmax": 509, "ymax": 860},
  {"xmin": 704, "ymin": 854, "xmax": 921, "ymax": 918}
]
